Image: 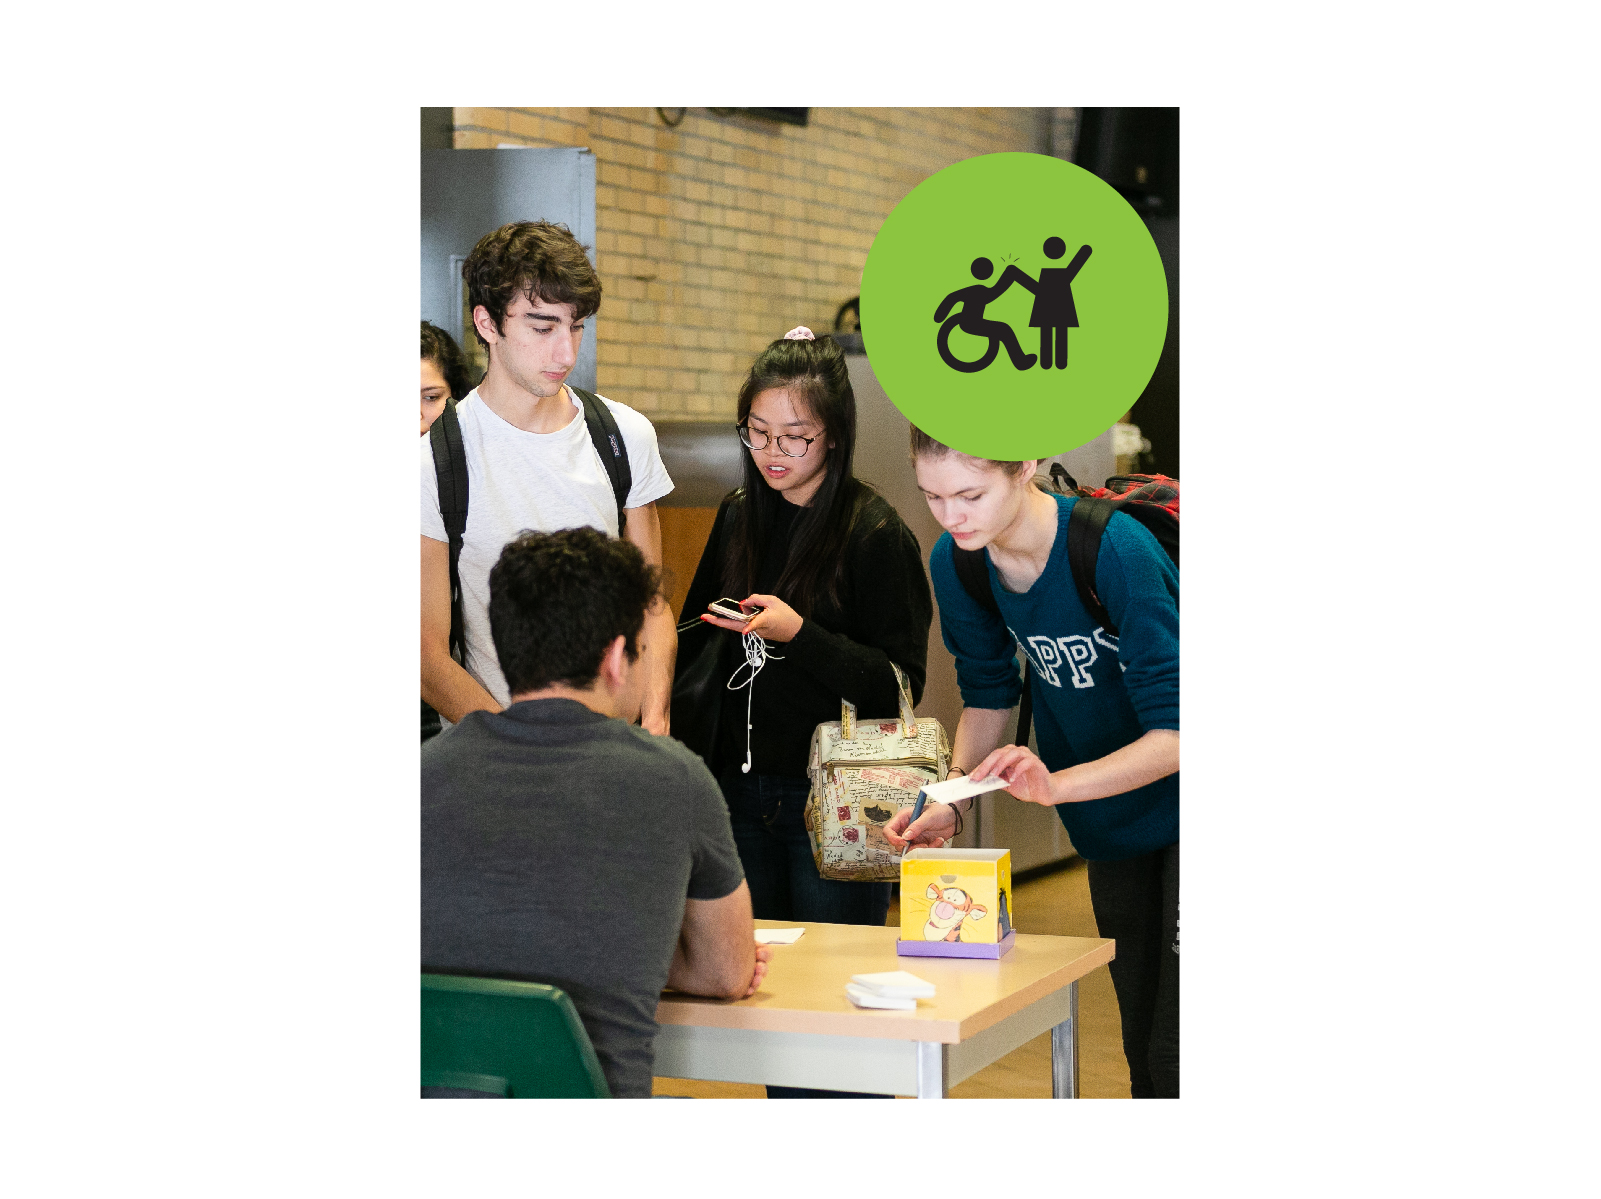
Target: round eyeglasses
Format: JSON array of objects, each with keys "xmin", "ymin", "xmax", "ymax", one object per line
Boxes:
[{"xmin": 736, "ymin": 424, "xmax": 817, "ymax": 458}]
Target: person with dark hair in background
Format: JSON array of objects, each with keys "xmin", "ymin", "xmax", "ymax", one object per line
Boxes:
[
  {"xmin": 423, "ymin": 527, "xmax": 767, "ymax": 1099},
  {"xmin": 678, "ymin": 327, "xmax": 932, "ymax": 1098},
  {"xmin": 420, "ymin": 320, "xmax": 473, "ymax": 436},
  {"xmin": 420, "ymin": 320, "xmax": 478, "ymax": 741},
  {"xmin": 421, "ymin": 220, "xmax": 678, "ymax": 736}
]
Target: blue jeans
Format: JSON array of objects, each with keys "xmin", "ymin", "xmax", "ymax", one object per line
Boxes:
[{"xmin": 718, "ymin": 769, "xmax": 892, "ymax": 1099}]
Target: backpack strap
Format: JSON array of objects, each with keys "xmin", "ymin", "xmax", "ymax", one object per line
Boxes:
[
  {"xmin": 429, "ymin": 398, "xmax": 469, "ymax": 666},
  {"xmin": 571, "ymin": 387, "xmax": 632, "ymax": 537},
  {"xmin": 952, "ymin": 546, "xmax": 998, "ymax": 616},
  {"xmin": 1067, "ymin": 497, "xmax": 1118, "ymax": 635},
  {"xmin": 1015, "ymin": 660, "xmax": 1035, "ymax": 751},
  {"xmin": 1012, "ymin": 467, "xmax": 1082, "ymax": 749},
  {"xmin": 952, "ymin": 544, "xmax": 1037, "ymax": 750}
]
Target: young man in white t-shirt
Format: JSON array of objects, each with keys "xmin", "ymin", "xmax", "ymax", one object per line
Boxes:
[{"xmin": 422, "ymin": 220, "xmax": 678, "ymax": 733}]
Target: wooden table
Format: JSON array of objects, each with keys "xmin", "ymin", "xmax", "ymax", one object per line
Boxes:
[{"xmin": 654, "ymin": 920, "xmax": 1114, "ymax": 1098}]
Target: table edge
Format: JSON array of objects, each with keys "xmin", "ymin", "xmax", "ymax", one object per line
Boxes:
[{"xmin": 655, "ymin": 934, "xmax": 1114, "ymax": 1045}]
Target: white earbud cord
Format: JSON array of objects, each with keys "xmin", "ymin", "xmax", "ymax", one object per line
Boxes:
[{"xmin": 727, "ymin": 630, "xmax": 782, "ymax": 774}]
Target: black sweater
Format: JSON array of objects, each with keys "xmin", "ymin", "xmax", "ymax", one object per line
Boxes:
[{"xmin": 681, "ymin": 485, "xmax": 933, "ymax": 780}]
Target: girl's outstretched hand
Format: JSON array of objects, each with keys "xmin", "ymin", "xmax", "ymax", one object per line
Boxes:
[{"xmin": 970, "ymin": 744, "xmax": 1059, "ymax": 806}]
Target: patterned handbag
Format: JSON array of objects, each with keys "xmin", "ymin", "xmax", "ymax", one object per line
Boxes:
[{"xmin": 803, "ymin": 663, "xmax": 951, "ymax": 882}]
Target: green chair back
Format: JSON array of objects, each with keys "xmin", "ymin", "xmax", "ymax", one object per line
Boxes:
[{"xmin": 421, "ymin": 974, "xmax": 611, "ymax": 1099}]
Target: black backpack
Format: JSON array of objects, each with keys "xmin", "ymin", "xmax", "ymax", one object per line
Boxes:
[
  {"xmin": 421, "ymin": 388, "xmax": 633, "ymax": 741},
  {"xmin": 951, "ymin": 464, "xmax": 1179, "ymax": 749}
]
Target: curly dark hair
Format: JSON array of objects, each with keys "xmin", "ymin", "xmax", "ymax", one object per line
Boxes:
[
  {"xmin": 462, "ymin": 220, "xmax": 602, "ymax": 348},
  {"xmin": 420, "ymin": 320, "xmax": 475, "ymax": 401},
  {"xmin": 488, "ymin": 527, "xmax": 661, "ymax": 696}
]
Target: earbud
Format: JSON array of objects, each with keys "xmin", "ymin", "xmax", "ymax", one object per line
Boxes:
[{"xmin": 730, "ymin": 632, "xmax": 781, "ymax": 780}]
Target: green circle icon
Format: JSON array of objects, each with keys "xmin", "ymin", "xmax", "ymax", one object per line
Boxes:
[{"xmin": 860, "ymin": 153, "xmax": 1168, "ymax": 461}]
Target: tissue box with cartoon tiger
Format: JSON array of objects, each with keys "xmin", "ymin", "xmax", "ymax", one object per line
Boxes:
[{"xmin": 897, "ymin": 848, "xmax": 1016, "ymax": 958}]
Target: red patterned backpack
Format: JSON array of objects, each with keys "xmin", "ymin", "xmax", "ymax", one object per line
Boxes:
[{"xmin": 1055, "ymin": 466, "xmax": 1179, "ymax": 628}]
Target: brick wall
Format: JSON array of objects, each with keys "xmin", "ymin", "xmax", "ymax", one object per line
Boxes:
[{"xmin": 451, "ymin": 107, "xmax": 1052, "ymax": 422}]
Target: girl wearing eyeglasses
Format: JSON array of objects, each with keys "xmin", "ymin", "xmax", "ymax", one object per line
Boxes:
[{"xmin": 678, "ymin": 330, "xmax": 932, "ymax": 1093}]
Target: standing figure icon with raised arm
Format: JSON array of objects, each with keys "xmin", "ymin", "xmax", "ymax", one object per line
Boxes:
[{"xmin": 998, "ymin": 237, "xmax": 1093, "ymax": 370}]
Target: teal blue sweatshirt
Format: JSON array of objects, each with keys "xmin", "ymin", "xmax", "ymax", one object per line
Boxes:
[{"xmin": 931, "ymin": 493, "xmax": 1179, "ymax": 861}]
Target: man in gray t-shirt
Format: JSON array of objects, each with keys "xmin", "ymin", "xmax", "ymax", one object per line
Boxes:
[{"xmin": 422, "ymin": 528, "xmax": 765, "ymax": 1098}]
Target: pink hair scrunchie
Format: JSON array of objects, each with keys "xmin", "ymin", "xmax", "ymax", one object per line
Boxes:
[{"xmin": 783, "ymin": 326, "xmax": 815, "ymax": 341}]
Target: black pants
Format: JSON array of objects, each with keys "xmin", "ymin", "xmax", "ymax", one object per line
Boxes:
[
  {"xmin": 719, "ymin": 769, "xmax": 892, "ymax": 926},
  {"xmin": 1087, "ymin": 842, "xmax": 1179, "ymax": 1098}
]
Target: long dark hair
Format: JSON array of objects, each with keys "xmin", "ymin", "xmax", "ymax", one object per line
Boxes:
[
  {"xmin": 421, "ymin": 320, "xmax": 475, "ymax": 401},
  {"xmin": 724, "ymin": 334, "xmax": 880, "ymax": 618}
]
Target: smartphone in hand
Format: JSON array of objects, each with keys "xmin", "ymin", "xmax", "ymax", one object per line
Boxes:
[{"xmin": 708, "ymin": 597, "xmax": 765, "ymax": 622}]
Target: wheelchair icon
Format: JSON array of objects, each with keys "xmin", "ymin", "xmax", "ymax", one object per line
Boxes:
[{"xmin": 932, "ymin": 256, "xmax": 1037, "ymax": 374}]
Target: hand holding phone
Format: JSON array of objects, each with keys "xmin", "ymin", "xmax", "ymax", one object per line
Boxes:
[
  {"xmin": 708, "ymin": 597, "xmax": 765, "ymax": 622},
  {"xmin": 704, "ymin": 592, "xmax": 801, "ymax": 643}
]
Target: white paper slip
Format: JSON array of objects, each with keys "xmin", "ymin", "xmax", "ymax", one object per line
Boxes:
[
  {"xmin": 754, "ymin": 928, "xmax": 806, "ymax": 945},
  {"xmin": 844, "ymin": 983, "xmax": 917, "ymax": 1011},
  {"xmin": 917, "ymin": 774, "xmax": 1011, "ymax": 804},
  {"xmin": 849, "ymin": 970, "xmax": 936, "ymax": 999}
]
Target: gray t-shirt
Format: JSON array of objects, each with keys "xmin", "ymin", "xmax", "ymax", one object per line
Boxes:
[{"xmin": 421, "ymin": 698, "xmax": 745, "ymax": 1099}]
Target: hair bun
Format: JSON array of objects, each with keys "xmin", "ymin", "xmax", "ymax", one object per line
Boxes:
[{"xmin": 783, "ymin": 326, "xmax": 815, "ymax": 341}]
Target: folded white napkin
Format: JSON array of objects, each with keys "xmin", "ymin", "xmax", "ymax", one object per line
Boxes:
[
  {"xmin": 850, "ymin": 970, "xmax": 936, "ymax": 999},
  {"xmin": 754, "ymin": 928, "xmax": 805, "ymax": 945},
  {"xmin": 845, "ymin": 983, "xmax": 916, "ymax": 1010}
]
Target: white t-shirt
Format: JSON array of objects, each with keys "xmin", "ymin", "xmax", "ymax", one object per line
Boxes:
[{"xmin": 421, "ymin": 387, "xmax": 674, "ymax": 708}]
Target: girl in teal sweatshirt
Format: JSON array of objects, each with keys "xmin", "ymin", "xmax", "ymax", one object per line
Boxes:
[{"xmin": 887, "ymin": 429, "xmax": 1179, "ymax": 1098}]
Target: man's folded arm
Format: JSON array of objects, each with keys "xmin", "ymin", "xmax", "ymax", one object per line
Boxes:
[{"xmin": 666, "ymin": 880, "xmax": 757, "ymax": 1000}]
